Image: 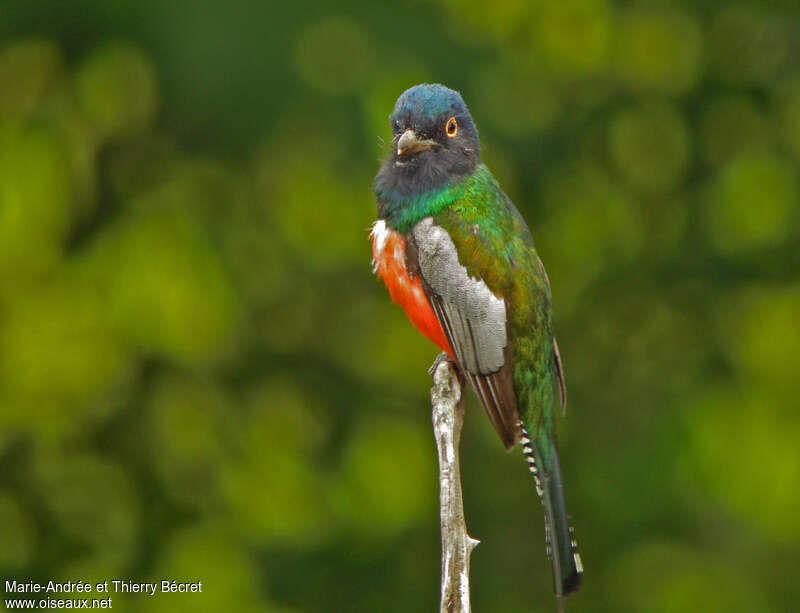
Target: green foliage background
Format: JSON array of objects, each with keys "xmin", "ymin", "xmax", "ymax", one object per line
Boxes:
[{"xmin": 1, "ymin": 1, "xmax": 799, "ymax": 611}]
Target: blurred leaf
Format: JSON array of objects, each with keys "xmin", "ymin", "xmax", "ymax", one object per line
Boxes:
[
  {"xmin": 609, "ymin": 101, "xmax": 690, "ymax": 194},
  {"xmin": 705, "ymin": 152, "xmax": 798, "ymax": 253},
  {"xmin": 357, "ymin": 296, "xmax": 443, "ymax": 389},
  {"xmin": 533, "ymin": 0, "xmax": 612, "ymax": 76},
  {"xmin": 480, "ymin": 139, "xmax": 519, "ymax": 202},
  {"xmin": 34, "ymin": 451, "xmax": 140, "ymax": 570},
  {"xmin": 582, "ymin": 295, "xmax": 703, "ymax": 403},
  {"xmin": 0, "ymin": 492, "xmax": 36, "ymax": 570},
  {"xmin": 294, "ymin": 18, "xmax": 372, "ymax": 95},
  {"xmin": 216, "ymin": 185, "xmax": 289, "ymax": 308},
  {"xmin": 141, "ymin": 523, "xmax": 263, "ymax": 613},
  {"xmin": 700, "ymin": 95, "xmax": 772, "ymax": 166},
  {"xmin": 0, "ymin": 38, "xmax": 62, "ymax": 118},
  {"xmin": 38, "ymin": 83, "xmax": 101, "ymax": 217},
  {"xmin": 615, "ymin": 8, "xmax": 702, "ymax": 95},
  {"xmin": 106, "ymin": 134, "xmax": 180, "ymax": 202},
  {"xmin": 221, "ymin": 378, "xmax": 329, "ymax": 545},
  {"xmin": 717, "ymin": 286, "xmax": 800, "ymax": 387},
  {"xmin": 709, "ymin": 5, "xmax": 791, "ymax": 85},
  {"xmin": 472, "ymin": 60, "xmax": 562, "ymax": 137},
  {"xmin": 79, "ymin": 193, "xmax": 240, "ymax": 365},
  {"xmin": 55, "ymin": 557, "xmax": 135, "ymax": 613},
  {"xmin": 540, "ymin": 160, "xmax": 643, "ymax": 307},
  {"xmin": 684, "ymin": 387, "xmax": 800, "ymax": 543},
  {"xmin": 144, "ymin": 374, "xmax": 233, "ymax": 509},
  {"xmin": 0, "ymin": 120, "xmax": 71, "ymax": 292},
  {"xmin": 775, "ymin": 73, "xmax": 800, "ymax": 162},
  {"xmin": 434, "ymin": 0, "xmax": 532, "ymax": 44},
  {"xmin": 257, "ymin": 139, "xmax": 374, "ymax": 269},
  {"xmin": 333, "ymin": 418, "xmax": 435, "ymax": 537},
  {"xmin": 75, "ymin": 42, "xmax": 158, "ymax": 140},
  {"xmin": 609, "ymin": 541, "xmax": 772, "ymax": 613},
  {"xmin": 0, "ymin": 274, "xmax": 132, "ymax": 438}
]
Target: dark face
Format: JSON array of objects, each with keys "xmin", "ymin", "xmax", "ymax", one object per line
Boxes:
[{"xmin": 375, "ymin": 84, "xmax": 480, "ymax": 200}]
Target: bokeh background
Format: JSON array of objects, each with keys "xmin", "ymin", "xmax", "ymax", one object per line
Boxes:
[{"xmin": 1, "ymin": 1, "xmax": 799, "ymax": 611}]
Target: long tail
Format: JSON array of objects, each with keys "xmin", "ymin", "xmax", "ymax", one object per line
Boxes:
[{"xmin": 520, "ymin": 424, "xmax": 582, "ymax": 601}]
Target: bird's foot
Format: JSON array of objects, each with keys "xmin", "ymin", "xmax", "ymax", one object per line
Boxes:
[{"xmin": 428, "ymin": 352, "xmax": 454, "ymax": 378}]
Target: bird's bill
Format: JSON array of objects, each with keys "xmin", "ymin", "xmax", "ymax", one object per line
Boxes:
[{"xmin": 397, "ymin": 129, "xmax": 436, "ymax": 156}]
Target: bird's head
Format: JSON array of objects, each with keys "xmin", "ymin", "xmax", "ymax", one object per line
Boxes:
[{"xmin": 375, "ymin": 84, "xmax": 480, "ymax": 200}]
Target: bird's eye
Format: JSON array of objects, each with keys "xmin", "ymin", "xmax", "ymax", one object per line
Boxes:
[{"xmin": 445, "ymin": 117, "xmax": 458, "ymax": 138}]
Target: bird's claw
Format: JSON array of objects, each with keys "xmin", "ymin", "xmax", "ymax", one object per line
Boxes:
[{"xmin": 428, "ymin": 352, "xmax": 454, "ymax": 378}]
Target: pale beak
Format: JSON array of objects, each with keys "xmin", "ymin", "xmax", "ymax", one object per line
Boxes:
[{"xmin": 397, "ymin": 129, "xmax": 436, "ymax": 156}]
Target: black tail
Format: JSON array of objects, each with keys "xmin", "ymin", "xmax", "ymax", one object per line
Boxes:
[{"xmin": 520, "ymin": 425, "xmax": 582, "ymax": 600}]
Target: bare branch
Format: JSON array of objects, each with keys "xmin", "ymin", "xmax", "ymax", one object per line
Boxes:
[{"xmin": 430, "ymin": 353, "xmax": 479, "ymax": 613}]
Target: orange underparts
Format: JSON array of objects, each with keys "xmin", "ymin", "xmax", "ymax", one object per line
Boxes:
[{"xmin": 371, "ymin": 223, "xmax": 454, "ymax": 359}]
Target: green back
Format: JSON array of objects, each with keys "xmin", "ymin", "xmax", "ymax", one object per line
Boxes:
[{"xmin": 387, "ymin": 163, "xmax": 557, "ymax": 433}]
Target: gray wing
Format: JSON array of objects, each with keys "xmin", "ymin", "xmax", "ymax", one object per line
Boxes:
[{"xmin": 410, "ymin": 217, "xmax": 521, "ymax": 449}]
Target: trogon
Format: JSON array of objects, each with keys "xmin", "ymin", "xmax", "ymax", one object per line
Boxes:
[{"xmin": 370, "ymin": 83, "xmax": 582, "ymax": 604}]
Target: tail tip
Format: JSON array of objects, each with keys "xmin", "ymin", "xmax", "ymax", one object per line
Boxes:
[{"xmin": 561, "ymin": 568, "xmax": 582, "ymax": 596}]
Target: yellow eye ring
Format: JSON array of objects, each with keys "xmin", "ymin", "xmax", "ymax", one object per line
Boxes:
[{"xmin": 445, "ymin": 117, "xmax": 458, "ymax": 138}]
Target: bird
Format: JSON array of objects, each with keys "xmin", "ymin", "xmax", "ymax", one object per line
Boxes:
[{"xmin": 370, "ymin": 83, "xmax": 582, "ymax": 605}]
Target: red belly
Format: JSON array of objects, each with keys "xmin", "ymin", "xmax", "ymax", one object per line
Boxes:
[{"xmin": 371, "ymin": 221, "xmax": 454, "ymax": 358}]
